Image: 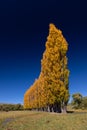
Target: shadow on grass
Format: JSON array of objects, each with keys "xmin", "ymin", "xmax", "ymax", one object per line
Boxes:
[
  {"xmin": 67, "ymin": 110, "xmax": 87, "ymax": 114},
  {"xmin": 67, "ymin": 111, "xmax": 74, "ymax": 113},
  {"xmin": 2, "ymin": 118, "xmax": 14, "ymax": 126}
]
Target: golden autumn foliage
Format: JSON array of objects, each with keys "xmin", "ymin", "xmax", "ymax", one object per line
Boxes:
[{"xmin": 24, "ymin": 24, "xmax": 70, "ymax": 112}]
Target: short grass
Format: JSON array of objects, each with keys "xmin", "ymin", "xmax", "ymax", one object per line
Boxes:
[{"xmin": 0, "ymin": 110, "xmax": 87, "ymax": 130}]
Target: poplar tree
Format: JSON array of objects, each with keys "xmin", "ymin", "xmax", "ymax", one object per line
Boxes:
[
  {"xmin": 41, "ymin": 24, "xmax": 69, "ymax": 112},
  {"xmin": 24, "ymin": 23, "xmax": 69, "ymax": 113}
]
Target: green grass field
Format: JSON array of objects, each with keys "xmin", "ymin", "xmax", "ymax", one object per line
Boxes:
[{"xmin": 0, "ymin": 110, "xmax": 87, "ymax": 130}]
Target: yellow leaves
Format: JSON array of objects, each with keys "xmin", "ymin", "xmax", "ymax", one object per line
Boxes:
[
  {"xmin": 24, "ymin": 74, "xmax": 48, "ymax": 109},
  {"xmin": 24, "ymin": 23, "xmax": 69, "ymax": 109},
  {"xmin": 49, "ymin": 24, "xmax": 62, "ymax": 36},
  {"xmin": 61, "ymin": 39, "xmax": 68, "ymax": 56}
]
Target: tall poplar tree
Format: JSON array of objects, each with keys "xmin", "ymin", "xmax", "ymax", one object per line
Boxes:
[{"xmin": 41, "ymin": 24, "xmax": 69, "ymax": 112}]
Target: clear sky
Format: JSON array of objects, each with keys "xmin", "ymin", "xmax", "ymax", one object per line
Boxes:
[{"xmin": 0, "ymin": 0, "xmax": 87, "ymax": 104}]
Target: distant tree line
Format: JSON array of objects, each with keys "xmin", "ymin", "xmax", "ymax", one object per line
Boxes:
[
  {"xmin": 72, "ymin": 93, "xmax": 87, "ymax": 109},
  {"xmin": 0, "ymin": 103, "xmax": 23, "ymax": 111}
]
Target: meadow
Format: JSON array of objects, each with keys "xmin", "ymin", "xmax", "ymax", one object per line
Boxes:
[{"xmin": 0, "ymin": 110, "xmax": 87, "ymax": 130}]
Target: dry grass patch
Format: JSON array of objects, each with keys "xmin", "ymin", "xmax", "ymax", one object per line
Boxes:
[{"xmin": 0, "ymin": 111, "xmax": 87, "ymax": 130}]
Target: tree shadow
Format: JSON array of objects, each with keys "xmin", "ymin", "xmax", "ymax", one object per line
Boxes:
[{"xmin": 67, "ymin": 110, "xmax": 74, "ymax": 113}]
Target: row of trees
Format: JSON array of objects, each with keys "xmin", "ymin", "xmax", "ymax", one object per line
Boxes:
[
  {"xmin": 0, "ymin": 103, "xmax": 23, "ymax": 111},
  {"xmin": 24, "ymin": 24, "xmax": 70, "ymax": 113},
  {"xmin": 72, "ymin": 93, "xmax": 87, "ymax": 109}
]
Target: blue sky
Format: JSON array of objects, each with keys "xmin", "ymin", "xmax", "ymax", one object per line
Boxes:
[{"xmin": 0, "ymin": 0, "xmax": 87, "ymax": 104}]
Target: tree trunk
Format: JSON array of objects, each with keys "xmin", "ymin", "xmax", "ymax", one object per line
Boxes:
[
  {"xmin": 53, "ymin": 103, "xmax": 61, "ymax": 113},
  {"xmin": 57, "ymin": 103, "xmax": 61, "ymax": 113},
  {"xmin": 61, "ymin": 102, "xmax": 67, "ymax": 113},
  {"xmin": 47, "ymin": 105, "xmax": 50, "ymax": 112}
]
